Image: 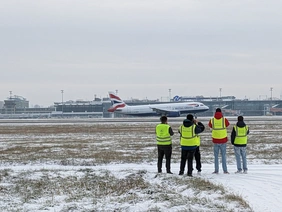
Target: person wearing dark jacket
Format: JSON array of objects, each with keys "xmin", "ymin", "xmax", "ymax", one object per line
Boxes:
[
  {"xmin": 231, "ymin": 115, "xmax": 249, "ymax": 174},
  {"xmin": 208, "ymin": 108, "xmax": 230, "ymax": 174},
  {"xmin": 178, "ymin": 114, "xmax": 205, "ymax": 177},
  {"xmin": 156, "ymin": 116, "xmax": 174, "ymax": 174},
  {"xmin": 194, "ymin": 121, "xmax": 205, "ymax": 174}
]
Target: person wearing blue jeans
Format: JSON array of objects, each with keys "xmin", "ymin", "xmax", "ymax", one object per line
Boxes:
[
  {"xmin": 234, "ymin": 146, "xmax": 247, "ymax": 172},
  {"xmin": 208, "ymin": 108, "xmax": 230, "ymax": 174},
  {"xmin": 213, "ymin": 143, "xmax": 228, "ymax": 173},
  {"xmin": 231, "ymin": 116, "xmax": 249, "ymax": 174}
]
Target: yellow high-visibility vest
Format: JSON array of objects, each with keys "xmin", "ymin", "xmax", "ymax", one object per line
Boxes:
[
  {"xmin": 211, "ymin": 118, "xmax": 227, "ymax": 139},
  {"xmin": 234, "ymin": 126, "xmax": 248, "ymax": 145},
  {"xmin": 156, "ymin": 124, "xmax": 172, "ymax": 145},
  {"xmin": 179, "ymin": 125, "xmax": 199, "ymax": 146}
]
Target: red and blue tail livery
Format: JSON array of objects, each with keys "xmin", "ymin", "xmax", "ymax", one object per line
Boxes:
[
  {"xmin": 108, "ymin": 91, "xmax": 209, "ymax": 117},
  {"xmin": 108, "ymin": 92, "xmax": 126, "ymax": 112}
]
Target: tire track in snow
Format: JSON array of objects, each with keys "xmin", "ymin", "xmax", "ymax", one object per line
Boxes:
[{"xmin": 204, "ymin": 165, "xmax": 282, "ymax": 212}]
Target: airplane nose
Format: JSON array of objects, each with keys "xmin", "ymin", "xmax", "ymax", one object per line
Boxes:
[{"xmin": 204, "ymin": 105, "xmax": 209, "ymax": 110}]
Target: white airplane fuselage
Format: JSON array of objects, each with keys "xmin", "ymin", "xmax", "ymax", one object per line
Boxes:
[{"xmin": 114, "ymin": 102, "xmax": 209, "ymax": 117}]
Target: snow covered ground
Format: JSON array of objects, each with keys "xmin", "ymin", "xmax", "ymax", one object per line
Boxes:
[
  {"xmin": 1, "ymin": 163, "xmax": 281, "ymax": 212},
  {"xmin": 207, "ymin": 164, "xmax": 282, "ymax": 212},
  {"xmin": 0, "ymin": 117, "xmax": 282, "ymax": 211}
]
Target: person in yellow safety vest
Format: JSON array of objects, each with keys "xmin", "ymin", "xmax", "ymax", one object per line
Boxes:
[
  {"xmin": 231, "ymin": 115, "xmax": 250, "ymax": 174},
  {"xmin": 156, "ymin": 116, "xmax": 174, "ymax": 174},
  {"xmin": 208, "ymin": 108, "xmax": 230, "ymax": 174},
  {"xmin": 178, "ymin": 114, "xmax": 205, "ymax": 177}
]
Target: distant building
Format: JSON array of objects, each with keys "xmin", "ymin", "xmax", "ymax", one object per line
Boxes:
[
  {"xmin": 173, "ymin": 95, "xmax": 236, "ymax": 102},
  {"xmin": 3, "ymin": 95, "xmax": 29, "ymax": 114},
  {"xmin": 1, "ymin": 93, "xmax": 282, "ymax": 118},
  {"xmin": 53, "ymin": 100, "xmax": 106, "ymax": 118}
]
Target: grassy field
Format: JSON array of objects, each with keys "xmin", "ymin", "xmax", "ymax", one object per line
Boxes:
[{"xmin": 1, "ymin": 117, "xmax": 282, "ymax": 211}]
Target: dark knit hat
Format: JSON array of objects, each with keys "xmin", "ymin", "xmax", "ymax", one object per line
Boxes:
[
  {"xmin": 216, "ymin": 108, "xmax": 221, "ymax": 112},
  {"xmin": 238, "ymin": 116, "xmax": 244, "ymax": 121},
  {"xmin": 186, "ymin": 114, "xmax": 194, "ymax": 121},
  {"xmin": 160, "ymin": 116, "xmax": 167, "ymax": 123}
]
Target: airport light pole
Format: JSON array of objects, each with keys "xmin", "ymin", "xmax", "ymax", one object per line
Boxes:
[
  {"xmin": 169, "ymin": 89, "xmax": 171, "ymax": 102},
  {"xmin": 270, "ymin": 87, "xmax": 273, "ymax": 110},
  {"xmin": 219, "ymin": 88, "xmax": 222, "ymax": 107},
  {"xmin": 61, "ymin": 90, "xmax": 64, "ymax": 116}
]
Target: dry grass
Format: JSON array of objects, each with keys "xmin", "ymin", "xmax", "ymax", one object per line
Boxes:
[
  {"xmin": 2, "ymin": 120, "xmax": 282, "ymax": 165},
  {"xmin": 0, "ymin": 118, "xmax": 281, "ymax": 211}
]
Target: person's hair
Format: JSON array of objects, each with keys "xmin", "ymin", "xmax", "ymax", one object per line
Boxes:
[
  {"xmin": 216, "ymin": 108, "xmax": 221, "ymax": 112},
  {"xmin": 238, "ymin": 116, "xmax": 244, "ymax": 121},
  {"xmin": 160, "ymin": 116, "xmax": 167, "ymax": 123},
  {"xmin": 186, "ymin": 114, "xmax": 194, "ymax": 121}
]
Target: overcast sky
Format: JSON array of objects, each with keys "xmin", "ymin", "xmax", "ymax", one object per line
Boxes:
[{"xmin": 1, "ymin": 0, "xmax": 282, "ymax": 106}]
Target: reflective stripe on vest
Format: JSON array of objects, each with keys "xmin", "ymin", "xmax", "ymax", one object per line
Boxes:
[
  {"xmin": 234, "ymin": 126, "xmax": 248, "ymax": 145},
  {"xmin": 156, "ymin": 124, "xmax": 172, "ymax": 145},
  {"xmin": 211, "ymin": 118, "xmax": 227, "ymax": 139},
  {"xmin": 180, "ymin": 125, "xmax": 199, "ymax": 146}
]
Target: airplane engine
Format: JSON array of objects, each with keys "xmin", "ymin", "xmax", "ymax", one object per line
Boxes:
[{"xmin": 166, "ymin": 111, "xmax": 181, "ymax": 117}]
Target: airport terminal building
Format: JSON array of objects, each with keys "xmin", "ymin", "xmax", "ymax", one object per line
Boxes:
[{"xmin": 1, "ymin": 94, "xmax": 282, "ymax": 118}]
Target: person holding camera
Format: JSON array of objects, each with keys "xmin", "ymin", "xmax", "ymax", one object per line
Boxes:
[{"xmin": 178, "ymin": 114, "xmax": 205, "ymax": 177}]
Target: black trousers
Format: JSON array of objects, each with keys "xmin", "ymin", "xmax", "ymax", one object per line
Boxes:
[
  {"xmin": 157, "ymin": 145, "xmax": 172, "ymax": 172},
  {"xmin": 180, "ymin": 149, "xmax": 196, "ymax": 175},
  {"xmin": 194, "ymin": 146, "xmax": 202, "ymax": 172}
]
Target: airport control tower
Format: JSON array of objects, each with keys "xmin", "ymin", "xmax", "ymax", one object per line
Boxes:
[{"xmin": 3, "ymin": 95, "xmax": 29, "ymax": 114}]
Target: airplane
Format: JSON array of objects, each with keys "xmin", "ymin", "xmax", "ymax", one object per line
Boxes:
[{"xmin": 107, "ymin": 92, "xmax": 209, "ymax": 117}]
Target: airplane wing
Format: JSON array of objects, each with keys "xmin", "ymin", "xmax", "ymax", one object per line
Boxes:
[{"xmin": 150, "ymin": 107, "xmax": 180, "ymax": 117}]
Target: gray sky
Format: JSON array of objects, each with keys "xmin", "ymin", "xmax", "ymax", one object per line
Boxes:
[{"xmin": 1, "ymin": 0, "xmax": 282, "ymax": 106}]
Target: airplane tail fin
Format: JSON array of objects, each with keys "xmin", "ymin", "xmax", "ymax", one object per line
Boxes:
[{"xmin": 108, "ymin": 91, "xmax": 127, "ymax": 112}]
